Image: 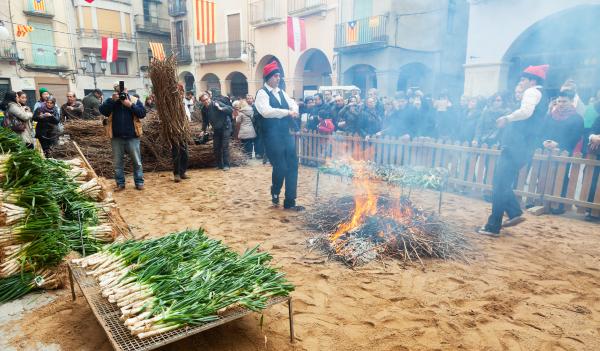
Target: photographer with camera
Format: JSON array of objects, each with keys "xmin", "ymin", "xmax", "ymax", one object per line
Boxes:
[
  {"xmin": 200, "ymin": 92, "xmax": 234, "ymax": 170},
  {"xmin": 100, "ymin": 81, "xmax": 147, "ymax": 191}
]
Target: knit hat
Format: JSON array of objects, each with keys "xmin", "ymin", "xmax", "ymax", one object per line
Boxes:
[
  {"xmin": 263, "ymin": 61, "xmax": 281, "ymax": 81},
  {"xmin": 522, "ymin": 64, "xmax": 549, "ymax": 81},
  {"xmin": 39, "ymin": 87, "xmax": 48, "ymax": 95}
]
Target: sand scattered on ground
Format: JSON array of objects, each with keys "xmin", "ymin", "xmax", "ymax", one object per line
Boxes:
[{"xmin": 8, "ymin": 162, "xmax": 600, "ymax": 351}]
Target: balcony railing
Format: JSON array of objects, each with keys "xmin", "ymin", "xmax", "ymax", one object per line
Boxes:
[
  {"xmin": 23, "ymin": 0, "xmax": 55, "ymax": 17},
  {"xmin": 19, "ymin": 45, "xmax": 71, "ymax": 70},
  {"xmin": 250, "ymin": 0, "xmax": 285, "ymax": 26},
  {"xmin": 77, "ymin": 29, "xmax": 136, "ymax": 52},
  {"xmin": 195, "ymin": 41, "xmax": 246, "ymax": 63},
  {"xmin": 334, "ymin": 15, "xmax": 388, "ymax": 50},
  {"xmin": 0, "ymin": 41, "xmax": 18, "ymax": 61},
  {"xmin": 135, "ymin": 15, "xmax": 170, "ymax": 35},
  {"xmin": 173, "ymin": 45, "xmax": 192, "ymax": 64},
  {"xmin": 168, "ymin": 0, "xmax": 187, "ymax": 17},
  {"xmin": 288, "ymin": 0, "xmax": 327, "ymax": 15}
]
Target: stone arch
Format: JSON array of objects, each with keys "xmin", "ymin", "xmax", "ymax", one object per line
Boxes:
[
  {"xmin": 396, "ymin": 62, "xmax": 431, "ymax": 92},
  {"xmin": 502, "ymin": 4, "xmax": 600, "ymax": 97},
  {"xmin": 343, "ymin": 64, "xmax": 377, "ymax": 97},
  {"xmin": 178, "ymin": 71, "xmax": 195, "ymax": 92},
  {"xmin": 199, "ymin": 73, "xmax": 221, "ymax": 95},
  {"xmin": 255, "ymin": 54, "xmax": 285, "ymax": 91},
  {"xmin": 293, "ymin": 48, "xmax": 332, "ymax": 98},
  {"xmin": 225, "ymin": 71, "xmax": 248, "ymax": 98}
]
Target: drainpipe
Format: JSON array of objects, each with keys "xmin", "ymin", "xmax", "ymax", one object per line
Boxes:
[{"xmin": 7, "ymin": 0, "xmax": 23, "ymax": 78}]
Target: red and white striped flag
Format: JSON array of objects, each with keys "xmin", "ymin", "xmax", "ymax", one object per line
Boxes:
[
  {"xmin": 287, "ymin": 16, "xmax": 306, "ymax": 52},
  {"xmin": 195, "ymin": 0, "xmax": 215, "ymax": 44},
  {"xmin": 101, "ymin": 37, "xmax": 118, "ymax": 63}
]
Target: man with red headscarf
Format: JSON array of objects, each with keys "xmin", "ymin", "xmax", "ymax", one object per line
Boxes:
[
  {"xmin": 478, "ymin": 64, "xmax": 549, "ymax": 236},
  {"xmin": 254, "ymin": 61, "xmax": 303, "ymax": 211}
]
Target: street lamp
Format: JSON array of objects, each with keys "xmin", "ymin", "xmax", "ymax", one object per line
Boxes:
[
  {"xmin": 242, "ymin": 42, "xmax": 256, "ymax": 67},
  {"xmin": 79, "ymin": 52, "xmax": 108, "ymax": 90}
]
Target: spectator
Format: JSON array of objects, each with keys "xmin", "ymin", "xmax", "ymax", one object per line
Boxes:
[
  {"xmin": 302, "ymin": 96, "xmax": 318, "ymax": 131},
  {"xmin": 339, "ymin": 96, "xmax": 361, "ymax": 134},
  {"xmin": 323, "ymin": 90, "xmax": 334, "ymax": 108},
  {"xmin": 100, "ymin": 83, "xmax": 147, "ymax": 191},
  {"xmin": 0, "ymin": 91, "xmax": 34, "ymax": 148},
  {"xmin": 234, "ymin": 99, "xmax": 257, "ymax": 158},
  {"xmin": 313, "ymin": 93, "xmax": 325, "ymax": 115},
  {"xmin": 33, "ymin": 87, "xmax": 50, "ymax": 112},
  {"xmin": 459, "ymin": 97, "xmax": 481, "ymax": 142},
  {"xmin": 33, "ymin": 96, "xmax": 60, "ymax": 156},
  {"xmin": 184, "ymin": 91, "xmax": 195, "ymax": 120},
  {"xmin": 317, "ymin": 108, "xmax": 335, "ymax": 135},
  {"xmin": 383, "ymin": 94, "xmax": 413, "ymax": 139},
  {"xmin": 200, "ymin": 92, "xmax": 233, "ymax": 170},
  {"xmin": 351, "ymin": 89, "xmax": 362, "ymax": 105},
  {"xmin": 82, "ymin": 89, "xmax": 103, "ymax": 119},
  {"xmin": 17, "ymin": 91, "xmax": 30, "ymax": 111},
  {"xmin": 330, "ymin": 95, "xmax": 346, "ymax": 129},
  {"xmin": 358, "ymin": 97, "xmax": 382, "ymax": 137},
  {"xmin": 541, "ymin": 89, "xmax": 584, "ymax": 155},
  {"xmin": 367, "ymin": 88, "xmax": 384, "ymax": 115},
  {"xmin": 60, "ymin": 92, "xmax": 83, "ymax": 122},
  {"xmin": 247, "ymin": 94, "xmax": 266, "ymax": 162},
  {"xmin": 434, "ymin": 91, "xmax": 456, "ymax": 140},
  {"xmin": 560, "ymin": 79, "xmax": 586, "ymax": 117},
  {"xmin": 473, "ymin": 93, "xmax": 510, "ymax": 146},
  {"xmin": 144, "ymin": 95, "xmax": 156, "ymax": 112},
  {"xmin": 582, "ymin": 91, "xmax": 600, "ymax": 155},
  {"xmin": 410, "ymin": 96, "xmax": 434, "ymax": 138}
]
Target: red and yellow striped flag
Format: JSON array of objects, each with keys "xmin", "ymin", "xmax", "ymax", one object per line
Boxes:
[
  {"xmin": 16, "ymin": 25, "xmax": 34, "ymax": 38},
  {"xmin": 195, "ymin": 0, "xmax": 215, "ymax": 44},
  {"xmin": 33, "ymin": 0, "xmax": 46, "ymax": 12},
  {"xmin": 149, "ymin": 42, "xmax": 166, "ymax": 61}
]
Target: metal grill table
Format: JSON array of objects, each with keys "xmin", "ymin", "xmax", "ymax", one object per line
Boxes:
[{"xmin": 68, "ymin": 263, "xmax": 295, "ymax": 351}]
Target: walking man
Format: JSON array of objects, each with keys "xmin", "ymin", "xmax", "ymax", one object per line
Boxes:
[
  {"xmin": 478, "ymin": 65, "xmax": 549, "ymax": 236},
  {"xmin": 200, "ymin": 92, "xmax": 233, "ymax": 170},
  {"xmin": 100, "ymin": 82, "xmax": 147, "ymax": 191},
  {"xmin": 255, "ymin": 61, "xmax": 304, "ymax": 211}
]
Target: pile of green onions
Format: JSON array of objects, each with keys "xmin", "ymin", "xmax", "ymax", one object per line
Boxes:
[
  {"xmin": 73, "ymin": 229, "xmax": 294, "ymax": 338},
  {"xmin": 0, "ymin": 128, "xmax": 116, "ymax": 303}
]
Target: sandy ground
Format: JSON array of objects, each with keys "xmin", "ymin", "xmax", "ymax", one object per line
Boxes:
[{"xmin": 4, "ymin": 161, "xmax": 600, "ymax": 351}]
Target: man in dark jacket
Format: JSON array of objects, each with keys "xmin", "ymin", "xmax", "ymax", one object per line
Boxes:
[
  {"xmin": 60, "ymin": 91, "xmax": 84, "ymax": 122},
  {"xmin": 99, "ymin": 83, "xmax": 146, "ymax": 191},
  {"xmin": 82, "ymin": 89, "xmax": 103, "ymax": 119},
  {"xmin": 200, "ymin": 92, "xmax": 234, "ymax": 170},
  {"xmin": 478, "ymin": 64, "xmax": 549, "ymax": 236}
]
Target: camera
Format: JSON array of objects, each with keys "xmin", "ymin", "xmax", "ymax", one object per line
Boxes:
[{"xmin": 118, "ymin": 81, "xmax": 127, "ymax": 101}]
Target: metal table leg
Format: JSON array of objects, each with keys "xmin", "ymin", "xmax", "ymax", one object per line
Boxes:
[
  {"xmin": 288, "ymin": 298, "xmax": 295, "ymax": 343},
  {"xmin": 68, "ymin": 265, "xmax": 76, "ymax": 301}
]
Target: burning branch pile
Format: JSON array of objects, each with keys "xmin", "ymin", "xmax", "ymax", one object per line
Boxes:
[
  {"xmin": 306, "ymin": 180, "xmax": 467, "ymax": 267},
  {"xmin": 319, "ymin": 161, "xmax": 448, "ymax": 191}
]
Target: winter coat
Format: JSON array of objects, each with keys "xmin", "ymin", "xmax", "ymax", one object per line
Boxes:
[
  {"xmin": 99, "ymin": 96, "xmax": 146, "ymax": 139},
  {"xmin": 201, "ymin": 101, "xmax": 233, "ymax": 131},
  {"xmin": 236, "ymin": 106, "xmax": 257, "ymax": 139},
  {"xmin": 33, "ymin": 105, "xmax": 60, "ymax": 142},
  {"xmin": 318, "ymin": 119, "xmax": 335, "ymax": 134},
  {"xmin": 6, "ymin": 102, "xmax": 34, "ymax": 144}
]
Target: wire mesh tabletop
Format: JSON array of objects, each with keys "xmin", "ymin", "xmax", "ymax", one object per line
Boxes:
[{"xmin": 68, "ymin": 263, "xmax": 294, "ymax": 351}]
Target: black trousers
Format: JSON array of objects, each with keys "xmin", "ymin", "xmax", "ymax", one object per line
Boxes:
[
  {"xmin": 172, "ymin": 143, "xmax": 188, "ymax": 176},
  {"xmin": 240, "ymin": 138, "xmax": 255, "ymax": 158},
  {"xmin": 264, "ymin": 131, "xmax": 298, "ymax": 206},
  {"xmin": 213, "ymin": 128, "xmax": 231, "ymax": 168},
  {"xmin": 485, "ymin": 148, "xmax": 528, "ymax": 233}
]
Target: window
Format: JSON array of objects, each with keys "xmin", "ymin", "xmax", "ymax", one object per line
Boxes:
[{"xmin": 110, "ymin": 58, "xmax": 128, "ymax": 75}]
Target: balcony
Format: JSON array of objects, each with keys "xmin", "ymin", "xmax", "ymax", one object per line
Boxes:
[
  {"xmin": 18, "ymin": 45, "xmax": 72, "ymax": 71},
  {"xmin": 288, "ymin": 0, "xmax": 327, "ymax": 16},
  {"xmin": 135, "ymin": 15, "xmax": 170, "ymax": 36},
  {"xmin": 168, "ymin": 0, "xmax": 186, "ymax": 17},
  {"xmin": 250, "ymin": 0, "xmax": 285, "ymax": 27},
  {"xmin": 173, "ymin": 45, "xmax": 192, "ymax": 64},
  {"xmin": 195, "ymin": 41, "xmax": 246, "ymax": 63},
  {"xmin": 23, "ymin": 0, "xmax": 55, "ymax": 18},
  {"xmin": 77, "ymin": 29, "xmax": 136, "ymax": 52},
  {"xmin": 0, "ymin": 41, "xmax": 18, "ymax": 62},
  {"xmin": 334, "ymin": 15, "xmax": 389, "ymax": 51}
]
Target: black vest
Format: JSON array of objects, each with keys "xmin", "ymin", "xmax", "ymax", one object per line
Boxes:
[
  {"xmin": 502, "ymin": 87, "xmax": 548, "ymax": 155},
  {"xmin": 256, "ymin": 87, "xmax": 293, "ymax": 134}
]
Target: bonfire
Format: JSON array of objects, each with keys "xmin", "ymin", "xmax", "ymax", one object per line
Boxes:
[{"xmin": 306, "ymin": 163, "xmax": 467, "ymax": 266}]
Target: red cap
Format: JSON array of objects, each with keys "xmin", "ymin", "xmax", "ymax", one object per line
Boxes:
[
  {"xmin": 523, "ymin": 64, "xmax": 549, "ymax": 80},
  {"xmin": 263, "ymin": 61, "xmax": 281, "ymax": 80}
]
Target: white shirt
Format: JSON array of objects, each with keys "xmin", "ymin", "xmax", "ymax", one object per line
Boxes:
[
  {"xmin": 183, "ymin": 98, "xmax": 192, "ymax": 121},
  {"xmin": 255, "ymin": 83, "xmax": 298, "ymax": 119},
  {"xmin": 506, "ymin": 86, "xmax": 542, "ymax": 122}
]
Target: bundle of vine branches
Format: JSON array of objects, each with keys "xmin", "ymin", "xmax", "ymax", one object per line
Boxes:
[
  {"xmin": 305, "ymin": 195, "xmax": 468, "ymax": 266},
  {"xmin": 148, "ymin": 55, "xmax": 191, "ymax": 148}
]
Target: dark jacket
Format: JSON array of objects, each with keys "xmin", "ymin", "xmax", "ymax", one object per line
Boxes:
[
  {"xmin": 201, "ymin": 101, "xmax": 233, "ymax": 131},
  {"xmin": 33, "ymin": 106, "xmax": 60, "ymax": 141},
  {"xmin": 386, "ymin": 106, "xmax": 413, "ymax": 137},
  {"xmin": 359, "ymin": 105, "xmax": 382, "ymax": 136},
  {"xmin": 60, "ymin": 100, "xmax": 84, "ymax": 122},
  {"xmin": 99, "ymin": 96, "xmax": 146, "ymax": 139},
  {"xmin": 541, "ymin": 112, "xmax": 584, "ymax": 154},
  {"xmin": 474, "ymin": 106, "xmax": 510, "ymax": 145},
  {"xmin": 339, "ymin": 103, "xmax": 361, "ymax": 134},
  {"xmin": 82, "ymin": 93, "xmax": 102, "ymax": 119},
  {"xmin": 502, "ymin": 87, "xmax": 548, "ymax": 156},
  {"xmin": 592, "ymin": 101, "xmax": 600, "ymax": 134}
]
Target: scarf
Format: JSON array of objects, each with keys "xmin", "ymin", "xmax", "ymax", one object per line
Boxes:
[
  {"xmin": 551, "ymin": 104, "xmax": 577, "ymax": 121},
  {"xmin": 38, "ymin": 103, "xmax": 56, "ymax": 116}
]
